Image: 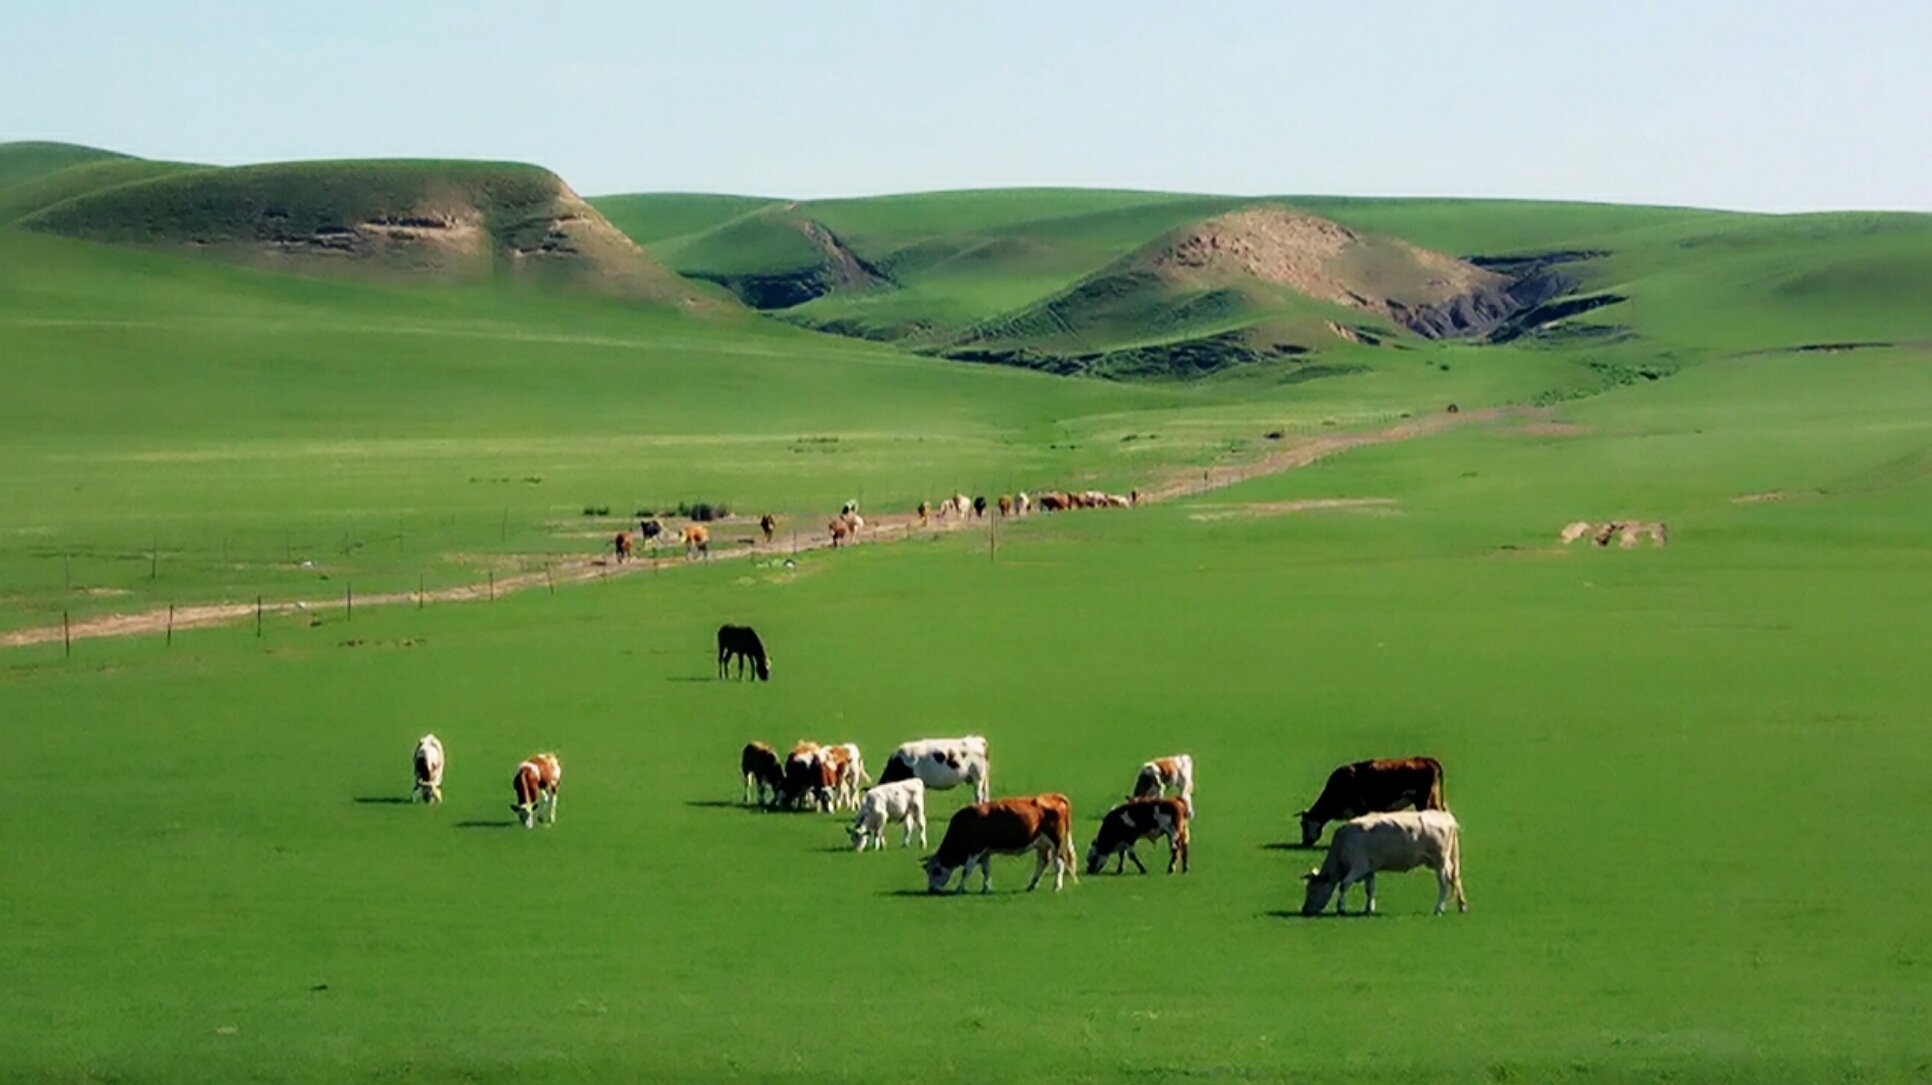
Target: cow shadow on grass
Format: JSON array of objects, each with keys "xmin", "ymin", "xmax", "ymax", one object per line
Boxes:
[
  {"xmin": 1262, "ymin": 909, "xmax": 1385, "ymax": 921},
  {"xmin": 1260, "ymin": 841, "xmax": 1320, "ymax": 852},
  {"xmin": 664, "ymin": 676, "xmax": 717, "ymax": 683},
  {"xmin": 352, "ymin": 797, "xmax": 412, "ymax": 805},
  {"xmin": 453, "ymin": 820, "xmax": 519, "ymax": 830}
]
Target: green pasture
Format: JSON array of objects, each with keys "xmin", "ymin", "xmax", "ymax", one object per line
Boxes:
[
  {"xmin": 6, "ymin": 349, "xmax": 1932, "ymax": 1081},
  {"xmin": 5, "ymin": 147, "xmax": 1932, "ymax": 1079}
]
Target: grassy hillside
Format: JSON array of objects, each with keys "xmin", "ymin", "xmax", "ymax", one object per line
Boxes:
[
  {"xmin": 599, "ymin": 188, "xmax": 1932, "ymax": 383},
  {"xmin": 20, "ymin": 158, "xmax": 712, "ymax": 306},
  {"xmin": 0, "ymin": 141, "xmax": 132, "ymax": 188}
]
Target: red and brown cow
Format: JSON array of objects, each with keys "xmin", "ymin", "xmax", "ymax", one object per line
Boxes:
[
  {"xmin": 783, "ymin": 741, "xmax": 837, "ymax": 811},
  {"xmin": 1086, "ymin": 797, "xmax": 1190, "ymax": 875},
  {"xmin": 1297, "ymin": 757, "xmax": 1446, "ymax": 847},
  {"xmin": 511, "ymin": 753, "xmax": 563, "ymax": 828},
  {"xmin": 922, "ymin": 794, "xmax": 1077, "ymax": 894}
]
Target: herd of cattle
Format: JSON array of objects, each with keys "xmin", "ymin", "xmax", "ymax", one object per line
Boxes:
[
  {"xmin": 405, "ymin": 624, "xmax": 1468, "ymax": 914},
  {"xmin": 728, "ymin": 730, "xmax": 1468, "ymax": 913}
]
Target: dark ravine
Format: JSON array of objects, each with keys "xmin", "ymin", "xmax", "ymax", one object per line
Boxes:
[{"xmin": 1392, "ymin": 249, "xmax": 1614, "ymax": 341}]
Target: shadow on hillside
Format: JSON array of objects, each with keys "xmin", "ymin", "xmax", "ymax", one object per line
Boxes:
[
  {"xmin": 352, "ymin": 797, "xmax": 412, "ymax": 805},
  {"xmin": 454, "ymin": 820, "xmax": 518, "ymax": 830}
]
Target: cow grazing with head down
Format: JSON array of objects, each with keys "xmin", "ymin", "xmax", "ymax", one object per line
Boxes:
[
  {"xmin": 817, "ymin": 742, "xmax": 869, "ymax": 811},
  {"xmin": 922, "ymin": 794, "xmax": 1076, "ymax": 893},
  {"xmin": 1130, "ymin": 754, "xmax": 1195, "ymax": 816},
  {"xmin": 783, "ymin": 742, "xmax": 836, "ymax": 811},
  {"xmin": 511, "ymin": 753, "xmax": 562, "ymax": 828},
  {"xmin": 848, "ymin": 778, "xmax": 927, "ymax": 851},
  {"xmin": 1301, "ymin": 809, "xmax": 1467, "ymax": 916},
  {"xmin": 716, "ymin": 624, "xmax": 772, "ymax": 681},
  {"xmin": 1086, "ymin": 797, "xmax": 1189, "ymax": 875},
  {"xmin": 759, "ymin": 514, "xmax": 776, "ymax": 543},
  {"xmin": 741, "ymin": 741, "xmax": 784, "ymax": 806},
  {"xmin": 878, "ymin": 736, "xmax": 991, "ymax": 804},
  {"xmin": 1297, "ymin": 757, "xmax": 1445, "ymax": 847},
  {"xmin": 412, "ymin": 734, "xmax": 445, "ymax": 804}
]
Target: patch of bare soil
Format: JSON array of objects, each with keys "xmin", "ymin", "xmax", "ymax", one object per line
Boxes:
[
  {"xmin": 1514, "ymin": 421, "xmax": 1589, "ymax": 437},
  {"xmin": 1187, "ymin": 498, "xmax": 1397, "ymax": 522},
  {"xmin": 1150, "ymin": 207, "xmax": 1506, "ymax": 312}
]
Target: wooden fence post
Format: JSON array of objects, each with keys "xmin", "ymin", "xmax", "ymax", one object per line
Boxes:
[{"xmin": 166, "ymin": 604, "xmax": 174, "ymax": 647}]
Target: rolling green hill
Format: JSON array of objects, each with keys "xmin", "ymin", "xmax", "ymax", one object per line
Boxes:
[{"xmin": 18, "ymin": 155, "xmax": 714, "ymax": 307}]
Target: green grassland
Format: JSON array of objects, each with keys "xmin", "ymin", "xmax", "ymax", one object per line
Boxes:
[{"xmin": 4, "ymin": 142, "xmax": 1932, "ymax": 1081}]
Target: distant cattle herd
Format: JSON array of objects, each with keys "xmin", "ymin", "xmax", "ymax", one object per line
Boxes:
[{"xmin": 408, "ymin": 624, "xmax": 1468, "ymax": 914}]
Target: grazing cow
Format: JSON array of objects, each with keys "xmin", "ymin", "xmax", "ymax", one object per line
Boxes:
[
  {"xmin": 877, "ymin": 736, "xmax": 991, "ymax": 804},
  {"xmin": 1104, "ymin": 493, "xmax": 1132, "ymax": 508},
  {"xmin": 1592, "ymin": 521, "xmax": 1623, "ymax": 547},
  {"xmin": 682, "ymin": 523, "xmax": 710, "ymax": 559},
  {"xmin": 828, "ymin": 516, "xmax": 851, "ymax": 548},
  {"xmin": 510, "ymin": 753, "xmax": 562, "ymax": 828},
  {"xmin": 1297, "ymin": 757, "xmax": 1446, "ymax": 847},
  {"xmin": 613, "ymin": 531, "xmax": 633, "ymax": 563},
  {"xmin": 1086, "ymin": 797, "xmax": 1190, "ymax": 875},
  {"xmin": 917, "ymin": 500, "xmax": 930, "ymax": 526},
  {"xmin": 1038, "ymin": 492, "xmax": 1070, "ymax": 512},
  {"xmin": 1015, "ymin": 492, "xmax": 1032, "ymax": 516},
  {"xmin": 1301, "ymin": 809, "xmax": 1467, "ymax": 916},
  {"xmin": 1080, "ymin": 490, "xmax": 1112, "ymax": 508},
  {"xmin": 1620, "ymin": 520, "xmax": 1668, "ymax": 548},
  {"xmin": 784, "ymin": 742, "xmax": 835, "ymax": 811},
  {"xmin": 412, "ymin": 733, "xmax": 445, "ymax": 804},
  {"xmin": 997, "ymin": 495, "xmax": 1012, "ymax": 517},
  {"xmin": 938, "ymin": 493, "xmax": 970, "ymax": 519},
  {"xmin": 639, "ymin": 518, "xmax": 664, "ymax": 541},
  {"xmin": 760, "ymin": 514, "xmax": 776, "ymax": 544},
  {"xmin": 1559, "ymin": 520, "xmax": 1593, "ymax": 544},
  {"xmin": 972, "ymin": 495, "xmax": 987, "ymax": 518},
  {"xmin": 1130, "ymin": 754, "xmax": 1196, "ymax": 816},
  {"xmin": 847, "ymin": 778, "xmax": 927, "ymax": 851},
  {"xmin": 822, "ymin": 742, "xmax": 869, "ymax": 810},
  {"xmin": 716, "ymin": 624, "xmax": 772, "ymax": 681},
  {"xmin": 741, "ymin": 741, "xmax": 784, "ymax": 806},
  {"xmin": 922, "ymin": 794, "xmax": 1076, "ymax": 893}
]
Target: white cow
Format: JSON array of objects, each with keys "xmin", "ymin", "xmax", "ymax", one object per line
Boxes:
[
  {"xmin": 938, "ymin": 493, "xmax": 971, "ymax": 519},
  {"xmin": 1301, "ymin": 809, "xmax": 1467, "ymax": 916},
  {"xmin": 412, "ymin": 734, "xmax": 445, "ymax": 804},
  {"xmin": 877, "ymin": 735, "xmax": 990, "ymax": 804},
  {"xmin": 847, "ymin": 778, "xmax": 928, "ymax": 851},
  {"xmin": 1015, "ymin": 492, "xmax": 1032, "ymax": 516}
]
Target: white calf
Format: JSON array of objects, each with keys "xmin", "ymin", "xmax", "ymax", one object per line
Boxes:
[
  {"xmin": 847, "ymin": 778, "xmax": 927, "ymax": 851},
  {"xmin": 412, "ymin": 734, "xmax": 445, "ymax": 804}
]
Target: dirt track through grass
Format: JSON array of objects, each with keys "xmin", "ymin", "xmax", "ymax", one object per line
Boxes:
[{"xmin": 0, "ymin": 407, "xmax": 1519, "ymax": 649}]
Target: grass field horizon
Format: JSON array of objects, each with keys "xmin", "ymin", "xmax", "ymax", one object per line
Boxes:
[{"xmin": 4, "ymin": 138, "xmax": 1931, "ymax": 1082}]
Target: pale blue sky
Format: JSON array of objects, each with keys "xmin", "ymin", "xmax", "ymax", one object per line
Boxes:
[{"xmin": 3, "ymin": 1, "xmax": 1926, "ymax": 211}]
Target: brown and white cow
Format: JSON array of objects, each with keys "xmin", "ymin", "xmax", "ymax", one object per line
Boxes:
[
  {"xmin": 511, "ymin": 753, "xmax": 562, "ymax": 828},
  {"xmin": 682, "ymin": 523, "xmax": 710, "ymax": 559},
  {"xmin": 1130, "ymin": 754, "xmax": 1195, "ymax": 816},
  {"xmin": 828, "ymin": 742, "xmax": 869, "ymax": 810},
  {"xmin": 1015, "ymin": 492, "xmax": 1032, "ymax": 516},
  {"xmin": 1086, "ymin": 797, "xmax": 1190, "ymax": 875},
  {"xmin": 1297, "ymin": 756, "xmax": 1446, "ymax": 847},
  {"xmin": 412, "ymin": 733, "xmax": 445, "ymax": 804},
  {"xmin": 922, "ymin": 794, "xmax": 1076, "ymax": 893},
  {"xmin": 1301, "ymin": 809, "xmax": 1467, "ymax": 916},
  {"xmin": 741, "ymin": 741, "xmax": 785, "ymax": 806}
]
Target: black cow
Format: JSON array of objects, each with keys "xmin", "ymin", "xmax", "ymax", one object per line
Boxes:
[
  {"xmin": 1086, "ymin": 797, "xmax": 1190, "ymax": 875},
  {"xmin": 972, "ymin": 496, "xmax": 987, "ymax": 518},
  {"xmin": 1297, "ymin": 757, "xmax": 1446, "ymax": 846},
  {"xmin": 716, "ymin": 624, "xmax": 772, "ymax": 681},
  {"xmin": 639, "ymin": 519, "xmax": 665, "ymax": 540}
]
